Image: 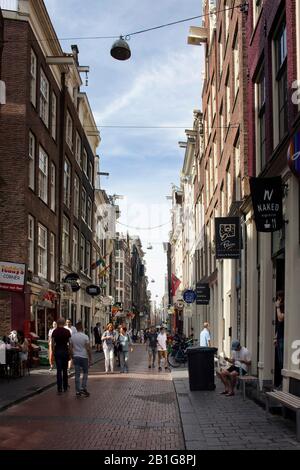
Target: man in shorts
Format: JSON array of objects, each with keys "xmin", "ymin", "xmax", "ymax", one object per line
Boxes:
[
  {"xmin": 219, "ymin": 340, "xmax": 251, "ymax": 396},
  {"xmin": 157, "ymin": 327, "xmax": 169, "ymax": 372}
]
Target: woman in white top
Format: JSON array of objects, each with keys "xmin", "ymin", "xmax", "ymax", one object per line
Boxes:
[{"xmin": 101, "ymin": 323, "xmax": 116, "ymax": 373}]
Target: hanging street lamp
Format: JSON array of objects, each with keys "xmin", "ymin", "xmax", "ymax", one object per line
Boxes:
[{"xmin": 110, "ymin": 36, "xmax": 131, "ymax": 61}]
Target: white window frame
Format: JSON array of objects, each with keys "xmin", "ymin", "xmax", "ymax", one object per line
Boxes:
[
  {"xmin": 29, "ymin": 131, "xmax": 35, "ymax": 190},
  {"xmin": 30, "ymin": 49, "xmax": 37, "ymax": 107},
  {"xmin": 72, "ymin": 226, "xmax": 79, "ymax": 271},
  {"xmin": 74, "ymin": 175, "xmax": 80, "ymax": 219},
  {"xmin": 66, "ymin": 111, "xmax": 73, "ymax": 151},
  {"xmin": 38, "ymin": 223, "xmax": 47, "ymax": 279},
  {"xmin": 63, "ymin": 158, "xmax": 71, "ymax": 208},
  {"xmin": 40, "ymin": 68, "xmax": 49, "ymax": 127},
  {"xmin": 50, "ymin": 162, "xmax": 56, "ymax": 212},
  {"xmin": 51, "ymin": 92, "xmax": 57, "ymax": 140},
  {"xmin": 38, "ymin": 146, "xmax": 48, "ymax": 204},
  {"xmin": 28, "ymin": 215, "xmax": 35, "ymax": 272},
  {"xmin": 50, "ymin": 233, "xmax": 55, "ymax": 282},
  {"xmin": 62, "ymin": 215, "xmax": 70, "ymax": 266}
]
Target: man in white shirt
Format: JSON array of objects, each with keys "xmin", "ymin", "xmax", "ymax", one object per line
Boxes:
[
  {"xmin": 157, "ymin": 327, "xmax": 168, "ymax": 372},
  {"xmin": 70, "ymin": 321, "xmax": 92, "ymax": 398},
  {"xmin": 219, "ymin": 340, "xmax": 251, "ymax": 396},
  {"xmin": 65, "ymin": 319, "xmax": 77, "ymax": 372},
  {"xmin": 199, "ymin": 322, "xmax": 211, "ymax": 347}
]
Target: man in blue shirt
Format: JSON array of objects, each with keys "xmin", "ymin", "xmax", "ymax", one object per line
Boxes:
[{"xmin": 199, "ymin": 322, "xmax": 211, "ymax": 347}]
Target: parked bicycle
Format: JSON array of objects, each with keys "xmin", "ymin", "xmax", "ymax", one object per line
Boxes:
[{"xmin": 167, "ymin": 338, "xmax": 193, "ymax": 368}]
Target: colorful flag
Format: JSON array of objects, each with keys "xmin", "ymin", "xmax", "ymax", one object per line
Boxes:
[
  {"xmin": 91, "ymin": 257, "xmax": 106, "ymax": 270},
  {"xmin": 171, "ymin": 274, "xmax": 181, "ymax": 297}
]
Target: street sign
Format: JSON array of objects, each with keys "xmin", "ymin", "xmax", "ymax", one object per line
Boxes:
[
  {"xmin": 64, "ymin": 273, "xmax": 80, "ymax": 292},
  {"xmin": 183, "ymin": 289, "xmax": 196, "ymax": 304},
  {"xmin": 215, "ymin": 217, "xmax": 241, "ymax": 259},
  {"xmin": 0, "ymin": 261, "xmax": 26, "ymax": 293},
  {"xmin": 86, "ymin": 285, "xmax": 101, "ymax": 297},
  {"xmin": 196, "ymin": 283, "xmax": 210, "ymax": 305},
  {"xmin": 250, "ymin": 177, "xmax": 283, "ymax": 232}
]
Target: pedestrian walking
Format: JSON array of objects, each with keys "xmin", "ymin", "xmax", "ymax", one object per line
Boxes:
[
  {"xmin": 146, "ymin": 326, "xmax": 158, "ymax": 369},
  {"xmin": 51, "ymin": 318, "xmax": 71, "ymax": 395},
  {"xmin": 48, "ymin": 321, "xmax": 57, "ymax": 371},
  {"xmin": 64, "ymin": 319, "xmax": 77, "ymax": 372},
  {"xmin": 199, "ymin": 322, "xmax": 211, "ymax": 347},
  {"xmin": 117, "ymin": 326, "xmax": 133, "ymax": 373},
  {"xmin": 93, "ymin": 322, "xmax": 101, "ymax": 352},
  {"xmin": 101, "ymin": 323, "xmax": 116, "ymax": 373},
  {"xmin": 70, "ymin": 321, "xmax": 92, "ymax": 398},
  {"xmin": 157, "ymin": 327, "xmax": 168, "ymax": 372}
]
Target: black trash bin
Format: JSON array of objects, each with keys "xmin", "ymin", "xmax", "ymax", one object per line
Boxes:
[{"xmin": 187, "ymin": 346, "xmax": 218, "ymax": 391}]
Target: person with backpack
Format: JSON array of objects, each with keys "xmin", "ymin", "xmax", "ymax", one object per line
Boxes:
[{"xmin": 117, "ymin": 326, "xmax": 133, "ymax": 373}]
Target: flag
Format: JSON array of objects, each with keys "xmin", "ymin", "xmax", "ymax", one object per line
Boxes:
[
  {"xmin": 171, "ymin": 274, "xmax": 181, "ymax": 297},
  {"xmin": 98, "ymin": 264, "xmax": 111, "ymax": 278},
  {"xmin": 91, "ymin": 257, "xmax": 106, "ymax": 270}
]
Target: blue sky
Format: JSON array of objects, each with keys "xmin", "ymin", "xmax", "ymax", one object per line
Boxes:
[{"xmin": 44, "ymin": 0, "xmax": 204, "ymax": 302}]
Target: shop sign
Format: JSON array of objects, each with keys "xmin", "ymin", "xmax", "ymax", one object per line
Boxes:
[
  {"xmin": 0, "ymin": 261, "xmax": 26, "ymax": 293},
  {"xmin": 215, "ymin": 217, "xmax": 241, "ymax": 259},
  {"xmin": 250, "ymin": 177, "xmax": 283, "ymax": 232},
  {"xmin": 196, "ymin": 283, "xmax": 210, "ymax": 305},
  {"xmin": 183, "ymin": 289, "xmax": 196, "ymax": 304},
  {"xmin": 86, "ymin": 285, "xmax": 101, "ymax": 297},
  {"xmin": 64, "ymin": 273, "xmax": 80, "ymax": 292},
  {"xmin": 287, "ymin": 130, "xmax": 300, "ymax": 179}
]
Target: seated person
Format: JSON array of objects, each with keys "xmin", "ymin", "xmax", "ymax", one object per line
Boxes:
[
  {"xmin": 17, "ymin": 331, "xmax": 29, "ymax": 370},
  {"xmin": 218, "ymin": 340, "xmax": 251, "ymax": 396}
]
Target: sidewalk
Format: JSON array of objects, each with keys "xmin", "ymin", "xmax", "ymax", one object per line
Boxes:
[
  {"xmin": 172, "ymin": 368, "xmax": 300, "ymax": 450},
  {"xmin": 0, "ymin": 350, "xmax": 104, "ymax": 412}
]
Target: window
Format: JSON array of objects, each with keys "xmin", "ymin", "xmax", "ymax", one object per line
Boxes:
[
  {"xmin": 81, "ymin": 188, "xmax": 87, "ymax": 221},
  {"xmin": 219, "ymin": 30, "xmax": 223, "ymax": 79},
  {"xmin": 62, "ymin": 215, "xmax": 70, "ymax": 266},
  {"xmin": 82, "ymin": 149, "xmax": 88, "ymax": 175},
  {"xmin": 234, "ymin": 139, "xmax": 241, "ymax": 201},
  {"xmin": 73, "ymin": 226, "xmax": 79, "ymax": 271},
  {"xmin": 63, "ymin": 158, "xmax": 71, "ymax": 208},
  {"xmin": 30, "ymin": 49, "xmax": 37, "ymax": 107},
  {"xmin": 226, "ymin": 163, "xmax": 231, "ymax": 212},
  {"xmin": 255, "ymin": 64, "xmax": 266, "ymax": 173},
  {"xmin": 40, "ymin": 69, "xmax": 49, "ymax": 127},
  {"xmin": 86, "ymin": 241, "xmax": 91, "ymax": 277},
  {"xmin": 87, "ymin": 198, "xmax": 92, "ymax": 228},
  {"xmin": 28, "ymin": 215, "xmax": 34, "ymax": 272},
  {"xmin": 51, "ymin": 92, "xmax": 57, "ymax": 140},
  {"xmin": 220, "ymin": 103, "xmax": 224, "ymax": 153},
  {"xmin": 115, "ymin": 262, "xmax": 119, "ymax": 280},
  {"xmin": 75, "ymin": 132, "xmax": 81, "ymax": 165},
  {"xmin": 74, "ymin": 175, "xmax": 80, "ymax": 219},
  {"xmin": 254, "ymin": 0, "xmax": 263, "ymax": 27},
  {"xmin": 38, "ymin": 224, "xmax": 47, "ymax": 279},
  {"xmin": 225, "ymin": 70, "xmax": 231, "ymax": 125},
  {"xmin": 66, "ymin": 111, "xmax": 73, "ymax": 150},
  {"xmin": 50, "ymin": 162, "xmax": 56, "ymax": 212},
  {"xmin": 88, "ymin": 161, "xmax": 93, "ymax": 183},
  {"xmin": 80, "ymin": 235, "xmax": 85, "ymax": 272},
  {"xmin": 224, "ymin": 1, "xmax": 230, "ymax": 43},
  {"xmin": 38, "ymin": 147, "xmax": 48, "ymax": 204},
  {"xmin": 29, "ymin": 132, "xmax": 35, "ymax": 190},
  {"xmin": 233, "ymin": 31, "xmax": 239, "ymax": 97},
  {"xmin": 50, "ymin": 233, "xmax": 55, "ymax": 282},
  {"xmin": 212, "ymin": 75, "xmax": 216, "ymax": 118},
  {"xmin": 119, "ymin": 262, "xmax": 124, "ymax": 281},
  {"xmin": 274, "ymin": 21, "xmax": 288, "ymax": 142}
]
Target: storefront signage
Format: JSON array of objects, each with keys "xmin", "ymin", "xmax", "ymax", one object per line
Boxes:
[
  {"xmin": 64, "ymin": 273, "xmax": 80, "ymax": 292},
  {"xmin": 86, "ymin": 285, "xmax": 101, "ymax": 297},
  {"xmin": 250, "ymin": 177, "xmax": 283, "ymax": 232},
  {"xmin": 215, "ymin": 217, "xmax": 241, "ymax": 259},
  {"xmin": 0, "ymin": 261, "xmax": 26, "ymax": 292},
  {"xmin": 287, "ymin": 130, "xmax": 300, "ymax": 179},
  {"xmin": 196, "ymin": 283, "xmax": 210, "ymax": 305},
  {"xmin": 183, "ymin": 290, "xmax": 196, "ymax": 304}
]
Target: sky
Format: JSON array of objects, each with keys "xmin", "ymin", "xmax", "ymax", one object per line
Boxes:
[{"xmin": 44, "ymin": 0, "xmax": 204, "ymax": 303}]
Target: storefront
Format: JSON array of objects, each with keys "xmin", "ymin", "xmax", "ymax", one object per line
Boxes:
[{"xmin": 29, "ymin": 287, "xmax": 58, "ymax": 340}]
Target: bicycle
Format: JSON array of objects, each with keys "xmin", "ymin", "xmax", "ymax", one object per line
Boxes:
[{"xmin": 167, "ymin": 339, "xmax": 193, "ymax": 368}]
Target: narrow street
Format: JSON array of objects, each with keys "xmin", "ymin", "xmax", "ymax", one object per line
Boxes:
[{"xmin": 0, "ymin": 345, "xmax": 184, "ymax": 450}]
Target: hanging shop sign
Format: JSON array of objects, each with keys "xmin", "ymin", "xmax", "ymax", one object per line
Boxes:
[
  {"xmin": 250, "ymin": 177, "xmax": 283, "ymax": 232},
  {"xmin": 287, "ymin": 130, "xmax": 300, "ymax": 179},
  {"xmin": 196, "ymin": 282, "xmax": 210, "ymax": 305},
  {"xmin": 215, "ymin": 217, "xmax": 241, "ymax": 259},
  {"xmin": 86, "ymin": 285, "xmax": 101, "ymax": 297},
  {"xmin": 183, "ymin": 289, "xmax": 197, "ymax": 304},
  {"xmin": 0, "ymin": 261, "xmax": 26, "ymax": 293},
  {"xmin": 64, "ymin": 273, "xmax": 80, "ymax": 292}
]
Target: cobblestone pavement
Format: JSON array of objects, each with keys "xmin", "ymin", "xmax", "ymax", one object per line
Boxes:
[
  {"xmin": 0, "ymin": 350, "xmax": 103, "ymax": 411},
  {"xmin": 0, "ymin": 345, "xmax": 184, "ymax": 450},
  {"xmin": 172, "ymin": 369, "xmax": 300, "ymax": 450}
]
